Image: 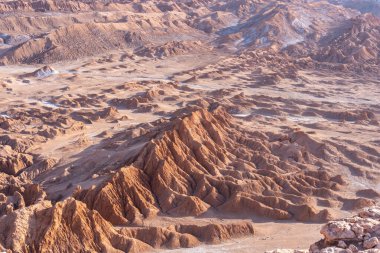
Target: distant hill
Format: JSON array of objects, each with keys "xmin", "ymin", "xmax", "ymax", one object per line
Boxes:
[{"xmin": 330, "ymin": 0, "xmax": 380, "ymax": 16}]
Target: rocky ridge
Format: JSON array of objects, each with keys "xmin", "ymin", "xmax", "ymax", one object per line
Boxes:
[
  {"xmin": 310, "ymin": 206, "xmax": 380, "ymax": 253},
  {"xmin": 74, "ymin": 106, "xmax": 376, "ymax": 225}
]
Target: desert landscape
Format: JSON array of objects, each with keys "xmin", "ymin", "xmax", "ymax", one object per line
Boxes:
[{"xmin": 0, "ymin": 0, "xmax": 379, "ymax": 252}]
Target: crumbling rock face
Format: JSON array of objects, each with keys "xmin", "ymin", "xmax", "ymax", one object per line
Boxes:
[
  {"xmin": 0, "ymin": 135, "xmax": 34, "ymax": 154},
  {"xmin": 34, "ymin": 198, "xmax": 149, "ymax": 253},
  {"xmin": 18, "ymin": 157, "xmax": 58, "ymax": 181},
  {"xmin": 0, "ymin": 198, "xmax": 151, "ymax": 253},
  {"xmin": 75, "ymin": 166, "xmax": 159, "ymax": 225},
  {"xmin": 0, "ymin": 174, "xmax": 46, "ymax": 216},
  {"xmin": 0, "ymin": 196, "xmax": 254, "ymax": 252},
  {"xmin": 76, "ymin": 107, "xmax": 353, "ymax": 224},
  {"xmin": 310, "ymin": 206, "xmax": 380, "ymax": 252},
  {"xmin": 0, "ymin": 145, "xmax": 33, "ymax": 175}
]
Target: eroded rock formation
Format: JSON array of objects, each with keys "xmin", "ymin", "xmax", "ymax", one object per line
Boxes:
[{"xmin": 76, "ymin": 106, "xmax": 354, "ymax": 224}]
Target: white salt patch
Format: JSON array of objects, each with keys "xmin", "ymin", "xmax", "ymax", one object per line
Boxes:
[
  {"xmin": 282, "ymin": 36, "xmax": 304, "ymax": 48},
  {"xmin": 257, "ymin": 36, "xmax": 270, "ymax": 48},
  {"xmin": 36, "ymin": 68, "xmax": 59, "ymax": 78},
  {"xmin": 287, "ymin": 115, "xmax": 326, "ymax": 124},
  {"xmin": 233, "ymin": 113, "xmax": 251, "ymax": 118},
  {"xmin": 162, "ymin": 239, "xmax": 252, "ymax": 253},
  {"xmin": 234, "ymin": 38, "xmax": 244, "ymax": 46},
  {"xmin": 29, "ymin": 99, "xmax": 60, "ymax": 109},
  {"xmin": 291, "ymin": 17, "xmax": 311, "ymax": 33},
  {"xmin": 130, "ymin": 77, "xmax": 170, "ymax": 82},
  {"xmin": 181, "ymin": 83, "xmax": 214, "ymax": 90},
  {"xmin": 0, "ymin": 114, "xmax": 10, "ymax": 118},
  {"xmin": 41, "ymin": 101, "xmax": 60, "ymax": 109}
]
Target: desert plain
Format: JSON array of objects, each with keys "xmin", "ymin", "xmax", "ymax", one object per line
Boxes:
[{"xmin": 0, "ymin": 0, "xmax": 379, "ymax": 252}]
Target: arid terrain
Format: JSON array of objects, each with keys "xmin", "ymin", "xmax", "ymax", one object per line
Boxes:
[{"xmin": 0, "ymin": 0, "xmax": 379, "ymax": 252}]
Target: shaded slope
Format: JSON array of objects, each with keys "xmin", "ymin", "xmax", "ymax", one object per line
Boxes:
[
  {"xmin": 313, "ymin": 13, "xmax": 380, "ymax": 64},
  {"xmin": 0, "ymin": 23, "xmax": 128, "ymax": 64}
]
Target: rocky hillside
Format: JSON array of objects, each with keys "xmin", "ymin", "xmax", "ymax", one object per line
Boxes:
[
  {"xmin": 313, "ymin": 14, "xmax": 380, "ymax": 64},
  {"xmin": 1, "ymin": 0, "xmax": 380, "ymax": 69}
]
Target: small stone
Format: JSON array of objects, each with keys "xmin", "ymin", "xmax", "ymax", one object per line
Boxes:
[
  {"xmin": 13, "ymin": 191, "xmax": 25, "ymax": 209},
  {"xmin": 363, "ymin": 237, "xmax": 379, "ymax": 249},
  {"xmin": 5, "ymin": 204, "xmax": 13, "ymax": 214},
  {"xmin": 0, "ymin": 193, "xmax": 7, "ymax": 202},
  {"xmin": 352, "ymin": 224, "xmax": 364, "ymax": 238},
  {"xmin": 359, "ymin": 207, "xmax": 380, "ymax": 219},
  {"xmin": 310, "ymin": 243, "xmax": 320, "ymax": 252},
  {"xmin": 348, "ymin": 244, "xmax": 358, "ymax": 252},
  {"xmin": 320, "ymin": 246, "xmax": 347, "ymax": 253},
  {"xmin": 338, "ymin": 240, "xmax": 347, "ymax": 249}
]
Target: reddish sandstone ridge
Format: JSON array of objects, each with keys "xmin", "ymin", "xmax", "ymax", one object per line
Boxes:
[
  {"xmin": 0, "ymin": 105, "xmax": 374, "ymax": 252},
  {"xmin": 75, "ymin": 166, "xmax": 159, "ymax": 225},
  {"xmin": 76, "ymin": 107, "xmax": 352, "ymax": 224},
  {"xmin": 0, "ymin": 196, "xmax": 254, "ymax": 252},
  {"xmin": 0, "ymin": 198, "xmax": 151, "ymax": 253}
]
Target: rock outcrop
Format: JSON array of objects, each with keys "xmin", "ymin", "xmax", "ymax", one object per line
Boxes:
[
  {"xmin": 0, "ymin": 145, "xmax": 33, "ymax": 175},
  {"xmin": 0, "ymin": 173, "xmax": 46, "ymax": 216},
  {"xmin": 311, "ymin": 206, "xmax": 380, "ymax": 252},
  {"xmin": 20, "ymin": 65, "xmax": 58, "ymax": 79},
  {"xmin": 76, "ymin": 106, "xmax": 352, "ymax": 224},
  {"xmin": 0, "ymin": 198, "xmax": 151, "ymax": 253},
  {"xmin": 0, "ymin": 195, "xmax": 254, "ymax": 252}
]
